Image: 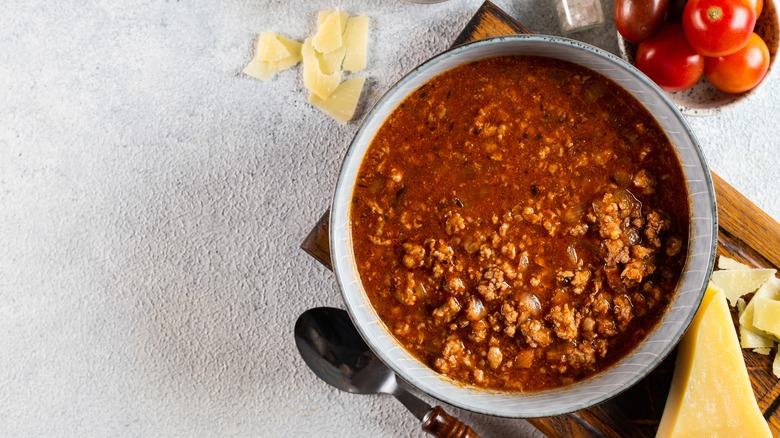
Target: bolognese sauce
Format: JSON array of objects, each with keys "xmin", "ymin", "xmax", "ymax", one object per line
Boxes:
[{"xmin": 350, "ymin": 56, "xmax": 690, "ymax": 391}]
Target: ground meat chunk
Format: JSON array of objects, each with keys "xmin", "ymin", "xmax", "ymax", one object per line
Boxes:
[
  {"xmin": 549, "ymin": 303, "xmax": 582, "ymax": 341},
  {"xmin": 402, "ymin": 242, "xmax": 426, "ymax": 268},
  {"xmin": 571, "ymin": 270, "xmax": 591, "ymax": 294},
  {"xmin": 446, "ymin": 276, "xmax": 466, "ymax": 295},
  {"xmin": 613, "ymin": 293, "xmax": 634, "ymax": 331},
  {"xmin": 477, "ymin": 267, "xmax": 509, "ymax": 301},
  {"xmin": 645, "ymin": 210, "xmax": 670, "ymax": 248},
  {"xmin": 666, "ymin": 236, "xmax": 682, "ymax": 257},
  {"xmin": 604, "ymin": 239, "xmax": 630, "ymax": 265},
  {"xmin": 469, "ymin": 319, "xmax": 489, "ymax": 343},
  {"xmin": 433, "ymin": 297, "xmax": 462, "ymax": 325},
  {"xmin": 445, "ymin": 212, "xmax": 466, "ymax": 235},
  {"xmin": 520, "ymin": 318, "xmax": 553, "ymax": 348},
  {"xmin": 502, "ymin": 302, "xmax": 519, "ymax": 324},
  {"xmin": 565, "ymin": 341, "xmax": 598, "ymax": 372},
  {"xmin": 393, "ymin": 272, "xmax": 420, "ymax": 305},
  {"xmin": 632, "ymin": 169, "xmax": 656, "ymax": 195}
]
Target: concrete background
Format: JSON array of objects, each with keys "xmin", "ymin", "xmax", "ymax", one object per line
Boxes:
[{"xmin": 1, "ymin": 0, "xmax": 777, "ymax": 436}]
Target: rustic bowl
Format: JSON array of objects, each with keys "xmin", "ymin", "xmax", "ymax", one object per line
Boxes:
[
  {"xmin": 617, "ymin": 0, "xmax": 779, "ymax": 116},
  {"xmin": 330, "ymin": 35, "xmax": 718, "ymax": 418}
]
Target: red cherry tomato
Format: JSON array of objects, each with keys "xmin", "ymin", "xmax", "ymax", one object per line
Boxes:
[
  {"xmin": 704, "ymin": 32, "xmax": 770, "ymax": 93},
  {"xmin": 636, "ymin": 23, "xmax": 705, "ymax": 92},
  {"xmin": 615, "ymin": 0, "xmax": 671, "ymax": 43},
  {"xmin": 682, "ymin": 0, "xmax": 756, "ymax": 57}
]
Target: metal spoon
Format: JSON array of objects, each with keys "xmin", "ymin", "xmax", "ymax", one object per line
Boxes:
[{"xmin": 294, "ymin": 307, "xmax": 479, "ymax": 438}]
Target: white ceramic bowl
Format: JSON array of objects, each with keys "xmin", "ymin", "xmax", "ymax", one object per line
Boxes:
[
  {"xmin": 617, "ymin": 0, "xmax": 779, "ymax": 116},
  {"xmin": 330, "ymin": 35, "xmax": 718, "ymax": 418}
]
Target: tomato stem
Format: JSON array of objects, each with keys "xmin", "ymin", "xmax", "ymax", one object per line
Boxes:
[{"xmin": 707, "ymin": 6, "xmax": 723, "ymax": 21}]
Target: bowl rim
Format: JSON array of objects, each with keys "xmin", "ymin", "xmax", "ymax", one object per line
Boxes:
[{"xmin": 330, "ymin": 34, "xmax": 718, "ymax": 418}]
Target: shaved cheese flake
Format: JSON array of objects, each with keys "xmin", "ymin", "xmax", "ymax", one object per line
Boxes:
[
  {"xmin": 243, "ymin": 51, "xmax": 302, "ymax": 81},
  {"xmin": 739, "ymin": 276, "xmax": 780, "ymax": 338},
  {"xmin": 774, "ymin": 350, "xmax": 780, "ymax": 378},
  {"xmin": 754, "ymin": 347, "xmax": 773, "ymax": 355},
  {"xmin": 309, "ymin": 76, "xmax": 365, "ymax": 123},
  {"xmin": 302, "ymin": 38, "xmax": 341, "ymax": 99},
  {"xmin": 315, "ymin": 44, "xmax": 346, "ymax": 75},
  {"xmin": 737, "ymin": 297, "xmax": 747, "ymax": 317},
  {"xmin": 740, "ymin": 324, "xmax": 776, "ymax": 350},
  {"xmin": 316, "ymin": 10, "xmax": 330, "ymax": 27},
  {"xmin": 256, "ymin": 32, "xmax": 292, "ymax": 61},
  {"xmin": 274, "ymin": 34, "xmax": 303, "ymax": 59},
  {"xmin": 312, "ymin": 10, "xmax": 348, "ymax": 54},
  {"xmin": 717, "ymin": 255, "xmax": 752, "ymax": 270},
  {"xmin": 342, "ymin": 16, "xmax": 370, "ymax": 72},
  {"xmin": 752, "ymin": 297, "xmax": 780, "ymax": 338},
  {"xmin": 710, "ymin": 268, "xmax": 776, "ymax": 306}
]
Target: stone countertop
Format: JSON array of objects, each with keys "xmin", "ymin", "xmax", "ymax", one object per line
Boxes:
[{"xmin": 0, "ymin": 1, "xmax": 777, "ymax": 437}]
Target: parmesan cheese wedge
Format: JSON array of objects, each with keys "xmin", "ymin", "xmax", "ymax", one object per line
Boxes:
[
  {"xmin": 751, "ymin": 297, "xmax": 780, "ymax": 338},
  {"xmin": 710, "ymin": 268, "xmax": 776, "ymax": 306},
  {"xmin": 302, "ymin": 38, "xmax": 341, "ymax": 99},
  {"xmin": 309, "ymin": 76, "xmax": 365, "ymax": 124},
  {"xmin": 656, "ymin": 284, "xmax": 771, "ymax": 438},
  {"xmin": 312, "ymin": 10, "xmax": 348, "ymax": 54},
  {"xmin": 342, "ymin": 16, "xmax": 370, "ymax": 72}
]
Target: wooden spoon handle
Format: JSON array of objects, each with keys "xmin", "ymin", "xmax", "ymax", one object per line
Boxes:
[{"xmin": 421, "ymin": 406, "xmax": 480, "ymax": 438}]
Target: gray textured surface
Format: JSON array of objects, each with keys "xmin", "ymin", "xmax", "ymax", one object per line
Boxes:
[{"xmin": 0, "ymin": 0, "xmax": 777, "ymax": 437}]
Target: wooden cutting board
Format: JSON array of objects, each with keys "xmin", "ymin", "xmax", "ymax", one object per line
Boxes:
[{"xmin": 301, "ymin": 2, "xmax": 780, "ymax": 436}]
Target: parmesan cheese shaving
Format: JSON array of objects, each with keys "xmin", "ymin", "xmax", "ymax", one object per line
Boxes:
[
  {"xmin": 302, "ymin": 38, "xmax": 342, "ymax": 99},
  {"xmin": 309, "ymin": 76, "xmax": 366, "ymax": 124},
  {"xmin": 740, "ymin": 324, "xmax": 775, "ymax": 350},
  {"xmin": 312, "ymin": 10, "xmax": 348, "ymax": 54},
  {"xmin": 244, "ymin": 32, "xmax": 302, "ymax": 81},
  {"xmin": 243, "ymin": 55, "xmax": 302, "ymax": 81},
  {"xmin": 717, "ymin": 255, "xmax": 751, "ymax": 270},
  {"xmin": 739, "ymin": 276, "xmax": 780, "ymax": 340},
  {"xmin": 315, "ymin": 44, "xmax": 346, "ymax": 75},
  {"xmin": 751, "ymin": 297, "xmax": 780, "ymax": 338},
  {"xmin": 710, "ymin": 268, "xmax": 776, "ymax": 306},
  {"xmin": 342, "ymin": 16, "xmax": 370, "ymax": 72},
  {"xmin": 774, "ymin": 349, "xmax": 780, "ymax": 378},
  {"xmin": 256, "ymin": 32, "xmax": 292, "ymax": 61}
]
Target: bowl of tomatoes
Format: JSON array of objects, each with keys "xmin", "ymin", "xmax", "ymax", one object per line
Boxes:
[{"xmin": 616, "ymin": 0, "xmax": 778, "ymax": 115}]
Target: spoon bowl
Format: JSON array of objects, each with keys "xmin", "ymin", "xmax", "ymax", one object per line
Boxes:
[{"xmin": 294, "ymin": 307, "xmax": 479, "ymax": 437}]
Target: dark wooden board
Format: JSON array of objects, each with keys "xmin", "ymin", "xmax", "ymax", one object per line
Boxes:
[{"xmin": 300, "ymin": 2, "xmax": 780, "ymax": 436}]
